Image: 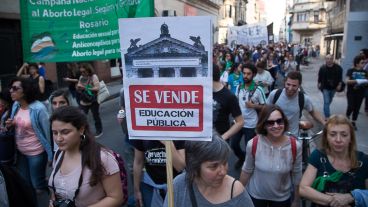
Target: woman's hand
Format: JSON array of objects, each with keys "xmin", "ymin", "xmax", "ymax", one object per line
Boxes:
[
  {"xmin": 134, "ymin": 190, "xmax": 143, "ymax": 207},
  {"xmin": 5, "ymin": 119, "xmax": 14, "ymax": 128},
  {"xmin": 327, "ymin": 193, "xmax": 354, "ymax": 207}
]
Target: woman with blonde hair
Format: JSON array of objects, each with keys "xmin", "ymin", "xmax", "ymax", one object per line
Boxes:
[{"xmin": 299, "ymin": 115, "xmax": 368, "ymax": 207}]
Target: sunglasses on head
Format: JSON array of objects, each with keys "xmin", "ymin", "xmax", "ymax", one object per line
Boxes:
[
  {"xmin": 266, "ymin": 118, "xmax": 284, "ymax": 127},
  {"xmin": 10, "ymin": 86, "xmax": 22, "ymax": 92}
]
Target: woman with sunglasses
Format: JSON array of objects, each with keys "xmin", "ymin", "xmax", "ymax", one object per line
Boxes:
[
  {"xmin": 6, "ymin": 77, "xmax": 52, "ymax": 195},
  {"xmin": 239, "ymin": 104, "xmax": 302, "ymax": 207}
]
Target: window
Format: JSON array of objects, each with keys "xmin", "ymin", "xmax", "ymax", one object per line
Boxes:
[
  {"xmin": 297, "ymin": 12, "xmax": 309, "ymax": 22},
  {"xmin": 314, "ymin": 11, "xmax": 319, "ymax": 23},
  {"xmin": 225, "ymin": 4, "xmax": 232, "ymax": 18}
]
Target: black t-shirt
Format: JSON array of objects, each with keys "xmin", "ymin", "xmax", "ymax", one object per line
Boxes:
[
  {"xmin": 131, "ymin": 140, "xmax": 185, "ymax": 184},
  {"xmin": 318, "ymin": 64, "xmax": 343, "ymax": 90},
  {"xmin": 29, "ymin": 75, "xmax": 47, "ymax": 101},
  {"xmin": 213, "ymin": 86, "xmax": 242, "ymax": 135},
  {"xmin": 346, "ymin": 68, "xmax": 368, "ymax": 93}
]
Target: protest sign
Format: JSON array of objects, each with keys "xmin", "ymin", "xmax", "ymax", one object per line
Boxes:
[
  {"xmin": 20, "ymin": 0, "xmax": 154, "ymax": 62},
  {"xmin": 119, "ymin": 16, "xmax": 213, "ymax": 141},
  {"xmin": 227, "ymin": 22, "xmax": 268, "ymax": 47}
]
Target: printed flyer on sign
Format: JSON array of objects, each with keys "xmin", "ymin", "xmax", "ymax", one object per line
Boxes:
[{"xmin": 119, "ymin": 16, "xmax": 212, "ymax": 141}]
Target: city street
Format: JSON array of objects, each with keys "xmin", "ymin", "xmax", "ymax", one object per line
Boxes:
[
  {"xmin": 3, "ymin": 0, "xmax": 367, "ymax": 206},
  {"xmin": 36, "ymin": 56, "xmax": 368, "ymax": 207},
  {"xmin": 85, "ymin": 56, "xmax": 368, "ymax": 207},
  {"xmin": 299, "ymin": 57, "xmax": 368, "ymax": 153}
]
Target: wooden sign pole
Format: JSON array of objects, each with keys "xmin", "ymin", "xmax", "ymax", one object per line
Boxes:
[{"xmin": 165, "ymin": 140, "xmax": 174, "ymax": 207}]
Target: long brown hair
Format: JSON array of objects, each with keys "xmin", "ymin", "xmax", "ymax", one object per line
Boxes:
[
  {"xmin": 50, "ymin": 106, "xmax": 105, "ymax": 186},
  {"xmin": 322, "ymin": 115, "xmax": 359, "ymax": 168}
]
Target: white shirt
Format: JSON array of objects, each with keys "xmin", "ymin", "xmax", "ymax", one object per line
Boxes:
[{"xmin": 254, "ymin": 70, "xmax": 274, "ymax": 94}]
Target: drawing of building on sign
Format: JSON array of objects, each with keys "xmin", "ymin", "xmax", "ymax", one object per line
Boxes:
[{"xmin": 124, "ymin": 23, "xmax": 209, "ymax": 78}]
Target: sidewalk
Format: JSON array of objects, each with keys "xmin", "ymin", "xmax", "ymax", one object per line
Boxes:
[{"xmin": 299, "ymin": 57, "xmax": 368, "ymax": 154}]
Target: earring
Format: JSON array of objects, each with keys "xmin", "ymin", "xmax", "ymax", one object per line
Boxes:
[{"xmin": 80, "ymin": 134, "xmax": 86, "ymax": 141}]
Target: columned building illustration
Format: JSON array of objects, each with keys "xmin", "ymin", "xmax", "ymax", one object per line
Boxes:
[{"xmin": 124, "ymin": 23, "xmax": 209, "ymax": 78}]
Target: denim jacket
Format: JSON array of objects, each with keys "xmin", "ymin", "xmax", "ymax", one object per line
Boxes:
[
  {"xmin": 10, "ymin": 101, "xmax": 52, "ymax": 161},
  {"xmin": 351, "ymin": 189, "xmax": 368, "ymax": 207}
]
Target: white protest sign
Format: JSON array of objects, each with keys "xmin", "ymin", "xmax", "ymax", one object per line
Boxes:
[
  {"xmin": 227, "ymin": 22, "xmax": 268, "ymax": 47},
  {"xmin": 119, "ymin": 16, "xmax": 213, "ymax": 141}
]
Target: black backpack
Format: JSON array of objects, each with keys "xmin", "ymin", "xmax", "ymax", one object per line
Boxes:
[{"xmin": 272, "ymin": 88, "xmax": 304, "ymax": 118}]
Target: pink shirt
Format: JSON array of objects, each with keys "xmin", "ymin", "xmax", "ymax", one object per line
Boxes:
[
  {"xmin": 49, "ymin": 150, "xmax": 120, "ymax": 207},
  {"xmin": 14, "ymin": 108, "xmax": 44, "ymax": 155}
]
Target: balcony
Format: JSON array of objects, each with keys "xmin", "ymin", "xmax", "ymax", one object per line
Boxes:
[
  {"xmin": 291, "ymin": 21, "xmax": 327, "ymax": 30},
  {"xmin": 328, "ymin": 9, "xmax": 345, "ymax": 32}
]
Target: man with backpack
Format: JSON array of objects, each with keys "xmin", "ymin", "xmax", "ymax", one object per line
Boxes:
[
  {"xmin": 267, "ymin": 71, "xmax": 325, "ymax": 136},
  {"xmin": 233, "ymin": 63, "xmax": 266, "ymax": 168}
]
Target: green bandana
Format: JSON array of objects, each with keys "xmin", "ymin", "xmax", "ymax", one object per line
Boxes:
[
  {"xmin": 85, "ymin": 84, "xmax": 94, "ymax": 96},
  {"xmin": 225, "ymin": 61, "xmax": 233, "ymax": 69},
  {"xmin": 241, "ymin": 80, "xmax": 256, "ymax": 91},
  {"xmin": 311, "ymin": 171, "xmax": 343, "ymax": 192}
]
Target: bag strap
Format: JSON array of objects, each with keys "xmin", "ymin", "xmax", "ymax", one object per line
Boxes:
[
  {"xmin": 290, "ymin": 136, "xmax": 297, "ymax": 164},
  {"xmin": 51, "ymin": 151, "xmax": 84, "ymax": 201},
  {"xmin": 298, "ymin": 91, "xmax": 305, "ymax": 118},
  {"xmin": 188, "ymin": 182, "xmax": 198, "ymax": 207},
  {"xmin": 230, "ymin": 179, "xmax": 236, "ymax": 199},
  {"xmin": 251, "ymin": 135, "xmax": 259, "ymax": 158},
  {"xmin": 272, "ymin": 89, "xmax": 282, "ymax": 105}
]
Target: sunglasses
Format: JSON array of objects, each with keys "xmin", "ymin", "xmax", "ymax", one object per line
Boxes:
[
  {"xmin": 10, "ymin": 86, "xmax": 22, "ymax": 92},
  {"xmin": 266, "ymin": 118, "xmax": 284, "ymax": 127}
]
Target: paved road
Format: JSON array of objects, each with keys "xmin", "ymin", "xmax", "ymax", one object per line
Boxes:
[{"xmin": 300, "ymin": 57, "xmax": 368, "ymax": 153}]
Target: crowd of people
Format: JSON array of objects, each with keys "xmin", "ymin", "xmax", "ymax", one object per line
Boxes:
[{"xmin": 0, "ymin": 43, "xmax": 367, "ymax": 207}]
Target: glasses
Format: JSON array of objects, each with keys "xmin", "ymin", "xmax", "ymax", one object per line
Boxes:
[
  {"xmin": 266, "ymin": 118, "xmax": 284, "ymax": 127},
  {"xmin": 10, "ymin": 86, "xmax": 22, "ymax": 92}
]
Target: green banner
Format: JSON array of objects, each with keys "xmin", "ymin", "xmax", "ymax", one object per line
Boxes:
[{"xmin": 20, "ymin": 0, "xmax": 154, "ymax": 62}]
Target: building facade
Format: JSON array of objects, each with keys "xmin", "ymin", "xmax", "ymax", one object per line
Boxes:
[
  {"xmin": 324, "ymin": 0, "xmax": 346, "ymax": 61},
  {"xmin": 290, "ymin": 0, "xmax": 330, "ymax": 51},
  {"xmin": 340, "ymin": 0, "xmax": 368, "ymax": 71},
  {"xmin": 246, "ymin": 0, "xmax": 265, "ymax": 24},
  {"xmin": 218, "ymin": 0, "xmax": 248, "ymax": 44},
  {"xmin": 155, "ymin": 0, "xmax": 221, "ymax": 42}
]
